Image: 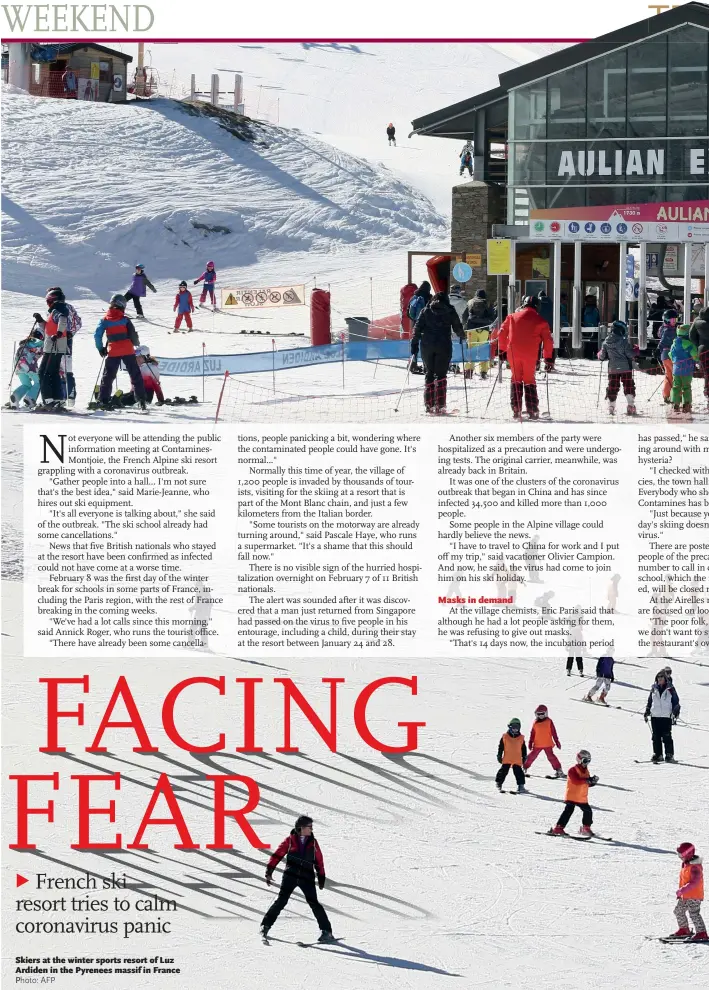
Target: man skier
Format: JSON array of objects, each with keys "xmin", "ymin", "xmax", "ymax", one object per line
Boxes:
[
  {"xmin": 260, "ymin": 815, "xmax": 335, "ymax": 943},
  {"xmin": 498, "ymin": 295, "xmax": 553, "ymax": 420}
]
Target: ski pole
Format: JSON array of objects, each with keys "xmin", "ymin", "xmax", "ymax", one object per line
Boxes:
[
  {"xmin": 460, "ymin": 337, "xmax": 469, "ymax": 414},
  {"xmin": 544, "ymin": 371, "xmax": 550, "ymax": 417},
  {"xmin": 646, "ymin": 358, "xmax": 667, "ymax": 403},
  {"xmin": 394, "ymin": 357, "xmax": 412, "ymax": 413},
  {"xmin": 7, "ymin": 321, "xmax": 38, "ymax": 389},
  {"xmin": 482, "ymin": 355, "xmax": 502, "ymax": 418},
  {"xmin": 89, "ymin": 353, "xmax": 106, "ymax": 407},
  {"xmin": 596, "ymin": 358, "xmax": 604, "ymax": 407}
]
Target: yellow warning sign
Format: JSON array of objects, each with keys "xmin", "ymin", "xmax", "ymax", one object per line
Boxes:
[{"xmin": 220, "ymin": 285, "xmax": 306, "ymax": 309}]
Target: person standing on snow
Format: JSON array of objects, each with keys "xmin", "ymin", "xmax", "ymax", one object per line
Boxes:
[
  {"xmin": 94, "ymin": 294, "xmax": 148, "ymax": 412},
  {"xmin": 407, "ymin": 281, "xmax": 432, "ymax": 373},
  {"xmin": 173, "ymin": 280, "xmax": 195, "ymax": 331},
  {"xmin": 669, "ymin": 842, "xmax": 706, "ymax": 941},
  {"xmin": 549, "ymin": 749, "xmax": 598, "ymax": 837},
  {"xmin": 260, "ymin": 815, "xmax": 335, "ymax": 943},
  {"xmin": 644, "ymin": 670, "xmax": 681, "ymax": 763},
  {"xmin": 598, "ymin": 320, "xmax": 638, "ymax": 416},
  {"xmin": 6, "ymin": 326, "xmax": 44, "ymax": 409},
  {"xmin": 136, "ymin": 345, "xmax": 164, "ymax": 404},
  {"xmin": 464, "ymin": 290, "xmax": 494, "ymax": 380},
  {"xmin": 412, "ymin": 291, "xmax": 464, "ymax": 414},
  {"xmin": 669, "ymin": 324, "xmax": 698, "ymax": 415},
  {"xmin": 523, "ymin": 705, "xmax": 564, "ymax": 777},
  {"xmin": 498, "ymin": 295, "xmax": 553, "ymax": 420},
  {"xmin": 690, "ymin": 307, "xmax": 709, "ymax": 409},
  {"xmin": 386, "ymin": 122, "xmax": 396, "ymax": 146},
  {"xmin": 566, "ymin": 656, "xmax": 584, "ymax": 677},
  {"xmin": 496, "ymin": 718, "xmax": 528, "ymax": 793},
  {"xmin": 36, "ymin": 287, "xmax": 71, "ymax": 409},
  {"xmin": 583, "ymin": 655, "xmax": 615, "ymax": 705},
  {"xmin": 658, "ymin": 309, "xmax": 679, "ymax": 404},
  {"xmin": 194, "ymin": 261, "xmax": 217, "ymax": 308},
  {"xmin": 124, "ymin": 263, "xmax": 156, "ymax": 319}
]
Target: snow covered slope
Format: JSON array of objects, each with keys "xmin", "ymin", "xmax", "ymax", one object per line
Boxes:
[{"xmin": 1, "ymin": 89, "xmax": 447, "ymax": 300}]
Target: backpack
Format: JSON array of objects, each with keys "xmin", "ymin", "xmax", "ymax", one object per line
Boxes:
[
  {"xmin": 66, "ymin": 303, "xmax": 82, "ymax": 335},
  {"xmin": 408, "ymin": 294, "xmax": 426, "ymax": 322}
]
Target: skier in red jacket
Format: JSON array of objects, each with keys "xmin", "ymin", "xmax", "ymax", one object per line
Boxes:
[
  {"xmin": 523, "ymin": 704, "xmax": 564, "ymax": 777},
  {"xmin": 498, "ymin": 296, "xmax": 554, "ymax": 419},
  {"xmin": 260, "ymin": 815, "xmax": 335, "ymax": 943}
]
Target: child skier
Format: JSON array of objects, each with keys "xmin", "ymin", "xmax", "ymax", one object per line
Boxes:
[
  {"xmin": 36, "ymin": 287, "xmax": 71, "ymax": 409},
  {"xmin": 459, "ymin": 146, "xmax": 473, "ymax": 177},
  {"xmin": 598, "ymin": 320, "xmax": 638, "ymax": 416},
  {"xmin": 669, "ymin": 324, "xmax": 698, "ymax": 415},
  {"xmin": 407, "ymin": 281, "xmax": 431, "ymax": 373},
  {"xmin": 670, "ymin": 842, "xmax": 706, "ymax": 941},
  {"xmin": 124, "ymin": 263, "xmax": 156, "ymax": 319},
  {"xmin": 523, "ymin": 705, "xmax": 564, "ymax": 777},
  {"xmin": 496, "ymin": 718, "xmax": 528, "ymax": 793},
  {"xmin": 584, "ymin": 656, "xmax": 615, "ymax": 705},
  {"xmin": 566, "ymin": 657, "xmax": 584, "ymax": 676},
  {"xmin": 136, "ymin": 345, "xmax": 164, "ymax": 404},
  {"xmin": 549, "ymin": 749, "xmax": 598, "ymax": 837},
  {"xmin": 464, "ymin": 291, "xmax": 494, "ymax": 379},
  {"xmin": 94, "ymin": 294, "xmax": 148, "ymax": 412},
  {"xmin": 260, "ymin": 815, "xmax": 335, "ymax": 943},
  {"xmin": 194, "ymin": 261, "xmax": 217, "ymax": 307},
  {"xmin": 386, "ymin": 122, "xmax": 396, "ymax": 146},
  {"xmin": 6, "ymin": 325, "xmax": 44, "ymax": 408},
  {"xmin": 173, "ymin": 280, "xmax": 195, "ymax": 331},
  {"xmin": 658, "ymin": 309, "xmax": 679, "ymax": 404}
]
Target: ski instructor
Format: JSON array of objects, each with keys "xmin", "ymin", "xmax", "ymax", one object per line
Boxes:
[
  {"xmin": 260, "ymin": 815, "xmax": 335, "ymax": 943},
  {"xmin": 411, "ymin": 290, "xmax": 465, "ymax": 415},
  {"xmin": 498, "ymin": 295, "xmax": 554, "ymax": 420}
]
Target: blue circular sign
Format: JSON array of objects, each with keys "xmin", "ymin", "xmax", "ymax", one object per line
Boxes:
[
  {"xmin": 568, "ymin": 221, "xmax": 580, "ymax": 233},
  {"xmin": 600, "ymin": 223, "xmax": 612, "ymax": 234},
  {"xmin": 584, "ymin": 222, "xmax": 596, "ymax": 233},
  {"xmin": 616, "ymin": 222, "xmax": 628, "ymax": 234},
  {"xmin": 452, "ymin": 262, "xmax": 473, "ymax": 283}
]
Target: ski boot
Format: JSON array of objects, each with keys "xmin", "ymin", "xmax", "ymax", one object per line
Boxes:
[
  {"xmin": 480, "ymin": 371, "xmax": 487, "ymax": 380},
  {"xmin": 566, "ymin": 669, "xmax": 571, "ymax": 677},
  {"xmin": 495, "ymin": 782, "xmax": 502, "ymax": 792},
  {"xmin": 665, "ymin": 928, "xmax": 691, "ymax": 940},
  {"xmin": 517, "ymin": 784, "xmax": 527, "ymax": 794},
  {"xmin": 582, "ymin": 694, "xmax": 594, "ymax": 703},
  {"xmin": 608, "ymin": 401, "xmax": 616, "ymax": 416},
  {"xmin": 23, "ymin": 397, "xmax": 36, "ymax": 409},
  {"xmin": 260, "ymin": 924, "xmax": 270, "ymax": 941},
  {"xmin": 4, "ymin": 397, "xmax": 19, "ymax": 409},
  {"xmin": 138, "ymin": 400, "xmax": 148, "ymax": 414},
  {"xmin": 651, "ymin": 754, "xmax": 663, "ymax": 764},
  {"xmin": 663, "ymin": 396, "xmax": 672, "ymax": 404},
  {"xmin": 597, "ymin": 691, "xmax": 609, "ymax": 706},
  {"xmin": 688, "ymin": 932, "xmax": 709, "ymax": 942},
  {"xmin": 553, "ymin": 768, "xmax": 566, "ymax": 779},
  {"xmin": 318, "ymin": 931, "xmax": 336, "ymax": 944},
  {"xmin": 673, "ymin": 403, "xmax": 681, "ymax": 414},
  {"xmin": 579, "ymin": 826, "xmax": 592, "ymax": 837},
  {"xmin": 549, "ymin": 825, "xmax": 567, "ymax": 836},
  {"xmin": 664, "ymin": 756, "xmax": 678, "ymax": 764},
  {"xmin": 626, "ymin": 400, "xmax": 638, "ymax": 416},
  {"xmin": 189, "ymin": 396, "xmax": 199, "ymax": 403},
  {"xmin": 683, "ymin": 403, "xmax": 693, "ymax": 417},
  {"xmin": 528, "ymin": 411, "xmax": 540, "ymax": 420}
]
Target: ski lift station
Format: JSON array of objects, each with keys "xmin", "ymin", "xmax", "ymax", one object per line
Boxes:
[{"xmin": 411, "ymin": 2, "xmax": 709, "ymax": 353}]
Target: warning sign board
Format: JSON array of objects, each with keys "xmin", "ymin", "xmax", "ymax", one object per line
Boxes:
[{"xmin": 221, "ymin": 285, "xmax": 306, "ymax": 309}]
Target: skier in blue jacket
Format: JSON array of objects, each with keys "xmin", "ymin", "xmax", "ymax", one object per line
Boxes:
[{"xmin": 584, "ymin": 656, "xmax": 615, "ymax": 706}]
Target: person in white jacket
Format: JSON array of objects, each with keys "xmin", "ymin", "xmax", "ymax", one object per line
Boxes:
[{"xmin": 644, "ymin": 670, "xmax": 681, "ymax": 763}]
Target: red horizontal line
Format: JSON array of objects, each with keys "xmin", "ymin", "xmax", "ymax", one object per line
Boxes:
[{"xmin": 1, "ymin": 36, "xmax": 588, "ymax": 43}]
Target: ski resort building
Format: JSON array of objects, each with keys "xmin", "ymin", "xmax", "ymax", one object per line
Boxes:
[
  {"xmin": 411, "ymin": 2, "xmax": 709, "ymax": 347},
  {"xmin": 3, "ymin": 43, "xmax": 132, "ymax": 102}
]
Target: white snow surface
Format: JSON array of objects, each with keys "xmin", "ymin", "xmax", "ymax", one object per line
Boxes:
[{"xmin": 2, "ymin": 586, "xmax": 708, "ymax": 988}]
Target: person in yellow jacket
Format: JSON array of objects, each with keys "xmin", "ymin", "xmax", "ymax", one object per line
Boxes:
[
  {"xmin": 549, "ymin": 749, "xmax": 598, "ymax": 836},
  {"xmin": 463, "ymin": 292, "xmax": 494, "ymax": 379},
  {"xmin": 496, "ymin": 718, "xmax": 527, "ymax": 793},
  {"xmin": 669, "ymin": 842, "xmax": 706, "ymax": 941}
]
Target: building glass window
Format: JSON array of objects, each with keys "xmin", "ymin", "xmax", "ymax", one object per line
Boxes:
[
  {"xmin": 668, "ymin": 25, "xmax": 708, "ymax": 136},
  {"xmin": 627, "ymin": 37, "xmax": 668, "ymax": 137},
  {"xmin": 587, "ymin": 50, "xmax": 627, "ymax": 138},
  {"xmin": 545, "ymin": 186, "xmax": 586, "ymax": 210},
  {"xmin": 513, "ymin": 82, "xmax": 546, "ymax": 140},
  {"xmin": 547, "ymin": 64, "xmax": 587, "ymax": 139},
  {"xmin": 513, "ymin": 142, "xmax": 546, "ymax": 185},
  {"xmin": 586, "ymin": 186, "xmax": 627, "ymax": 207}
]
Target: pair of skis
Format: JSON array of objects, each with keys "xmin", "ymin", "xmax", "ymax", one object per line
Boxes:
[{"xmin": 536, "ymin": 830, "xmax": 613, "ymax": 842}]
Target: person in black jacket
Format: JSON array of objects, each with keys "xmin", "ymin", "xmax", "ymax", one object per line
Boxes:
[
  {"xmin": 644, "ymin": 670, "xmax": 681, "ymax": 763},
  {"xmin": 260, "ymin": 815, "xmax": 334, "ymax": 942},
  {"xmin": 386, "ymin": 122, "xmax": 396, "ymax": 146},
  {"xmin": 690, "ymin": 307, "xmax": 709, "ymax": 406},
  {"xmin": 412, "ymin": 291, "xmax": 464, "ymax": 413}
]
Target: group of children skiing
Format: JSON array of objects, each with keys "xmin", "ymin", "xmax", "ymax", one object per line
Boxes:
[{"xmin": 6, "ymin": 260, "xmax": 217, "ymax": 412}]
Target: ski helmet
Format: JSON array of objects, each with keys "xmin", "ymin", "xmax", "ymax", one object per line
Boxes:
[
  {"xmin": 508, "ymin": 718, "xmax": 522, "ymax": 733},
  {"xmin": 179, "ymin": 280, "xmax": 188, "ymax": 288},
  {"xmin": 294, "ymin": 815, "xmax": 313, "ymax": 832},
  {"xmin": 135, "ymin": 263, "xmax": 145, "ymax": 271},
  {"xmin": 576, "ymin": 749, "xmax": 592, "ymax": 765},
  {"xmin": 611, "ymin": 320, "xmax": 627, "ymax": 335},
  {"xmin": 206, "ymin": 260, "xmax": 215, "ymax": 269},
  {"xmin": 663, "ymin": 666, "xmax": 672, "ymax": 677},
  {"xmin": 45, "ymin": 287, "xmax": 65, "ymax": 308},
  {"xmin": 521, "ymin": 295, "xmax": 539, "ymax": 310},
  {"xmin": 30, "ymin": 327, "xmax": 44, "ymax": 341},
  {"xmin": 663, "ymin": 309, "xmax": 677, "ymax": 322},
  {"xmin": 136, "ymin": 345, "xmax": 150, "ymax": 357},
  {"xmin": 678, "ymin": 323, "xmax": 691, "ymax": 336},
  {"xmin": 677, "ymin": 842, "xmax": 696, "ymax": 862},
  {"xmin": 534, "ymin": 705, "xmax": 548, "ymax": 719},
  {"xmin": 109, "ymin": 293, "xmax": 127, "ymax": 310}
]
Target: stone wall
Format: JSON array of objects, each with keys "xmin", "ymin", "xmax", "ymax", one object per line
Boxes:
[{"xmin": 451, "ymin": 181, "xmax": 506, "ymax": 300}]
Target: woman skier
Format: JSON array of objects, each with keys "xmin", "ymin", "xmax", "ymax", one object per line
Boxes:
[
  {"xmin": 523, "ymin": 705, "xmax": 564, "ymax": 777},
  {"xmin": 260, "ymin": 815, "xmax": 335, "ymax": 943},
  {"xmin": 644, "ymin": 670, "xmax": 681, "ymax": 763},
  {"xmin": 549, "ymin": 749, "xmax": 599, "ymax": 837}
]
